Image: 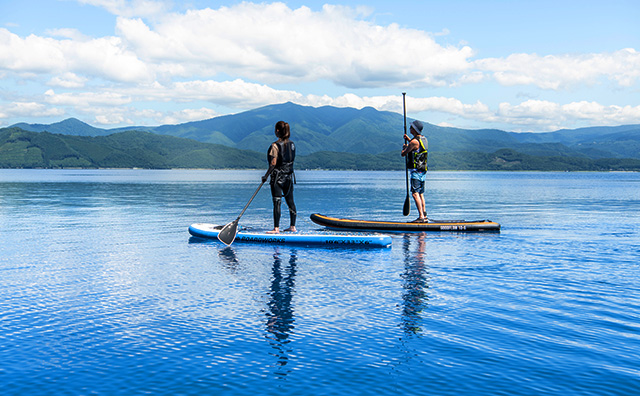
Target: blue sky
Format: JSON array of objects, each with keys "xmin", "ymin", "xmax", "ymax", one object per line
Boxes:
[{"xmin": 1, "ymin": 0, "xmax": 639, "ymax": 131}]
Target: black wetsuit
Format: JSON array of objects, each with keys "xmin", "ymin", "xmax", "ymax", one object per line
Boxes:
[{"xmin": 268, "ymin": 140, "xmax": 296, "ymax": 229}]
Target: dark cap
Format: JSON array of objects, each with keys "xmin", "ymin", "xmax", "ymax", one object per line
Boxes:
[{"xmin": 410, "ymin": 120, "xmax": 423, "ymax": 133}]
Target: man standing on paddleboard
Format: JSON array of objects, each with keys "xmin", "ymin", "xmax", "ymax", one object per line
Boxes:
[
  {"xmin": 262, "ymin": 121, "xmax": 297, "ymax": 234},
  {"xmin": 401, "ymin": 120, "xmax": 428, "ymax": 222}
]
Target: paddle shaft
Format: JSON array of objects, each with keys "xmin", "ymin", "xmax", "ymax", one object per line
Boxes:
[
  {"xmin": 402, "ymin": 93, "xmax": 411, "ymax": 216},
  {"xmin": 234, "ymin": 180, "xmax": 266, "ymax": 222},
  {"xmin": 403, "ymin": 93, "xmax": 407, "ymax": 139}
]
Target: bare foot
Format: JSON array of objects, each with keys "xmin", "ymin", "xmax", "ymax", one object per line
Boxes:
[
  {"xmin": 266, "ymin": 228, "xmax": 280, "ymax": 234},
  {"xmin": 283, "ymin": 227, "xmax": 297, "ymax": 233}
]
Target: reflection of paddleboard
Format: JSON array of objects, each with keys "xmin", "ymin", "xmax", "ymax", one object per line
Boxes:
[
  {"xmin": 310, "ymin": 213, "xmax": 501, "ymax": 232},
  {"xmin": 188, "ymin": 223, "xmax": 392, "ymax": 248}
]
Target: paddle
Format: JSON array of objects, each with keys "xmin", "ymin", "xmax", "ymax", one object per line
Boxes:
[
  {"xmin": 217, "ymin": 179, "xmax": 267, "ymax": 246},
  {"xmin": 402, "ymin": 93, "xmax": 411, "ymax": 216}
]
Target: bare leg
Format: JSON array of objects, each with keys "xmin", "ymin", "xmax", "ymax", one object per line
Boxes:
[{"xmin": 413, "ymin": 192, "xmax": 426, "ymax": 220}]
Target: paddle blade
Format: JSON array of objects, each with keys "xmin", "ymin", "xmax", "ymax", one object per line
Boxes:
[
  {"xmin": 403, "ymin": 195, "xmax": 411, "ymax": 216},
  {"xmin": 217, "ymin": 220, "xmax": 238, "ymax": 246}
]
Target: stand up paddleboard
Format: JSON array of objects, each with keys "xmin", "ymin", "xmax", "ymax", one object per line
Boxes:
[
  {"xmin": 310, "ymin": 213, "xmax": 500, "ymax": 232},
  {"xmin": 188, "ymin": 223, "xmax": 392, "ymax": 248}
]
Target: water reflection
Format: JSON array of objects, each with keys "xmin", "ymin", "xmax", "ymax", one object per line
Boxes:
[
  {"xmin": 217, "ymin": 246, "xmax": 240, "ymax": 271},
  {"xmin": 401, "ymin": 234, "xmax": 429, "ymax": 335},
  {"xmin": 265, "ymin": 248, "xmax": 297, "ymax": 378}
]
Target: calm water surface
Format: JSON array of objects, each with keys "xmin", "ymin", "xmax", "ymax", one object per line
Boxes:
[{"xmin": 0, "ymin": 170, "xmax": 639, "ymax": 395}]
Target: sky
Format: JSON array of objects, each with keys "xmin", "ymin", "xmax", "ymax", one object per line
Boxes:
[{"xmin": 1, "ymin": 0, "xmax": 639, "ymax": 132}]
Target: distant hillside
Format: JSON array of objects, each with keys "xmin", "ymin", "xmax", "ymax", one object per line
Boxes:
[
  {"xmin": 10, "ymin": 118, "xmax": 113, "ymax": 137},
  {"xmin": 9, "ymin": 102, "xmax": 640, "ymax": 160},
  {"xmin": 2, "ymin": 127, "xmax": 639, "ymax": 171},
  {"xmin": 0, "ymin": 128, "xmax": 264, "ymax": 169}
]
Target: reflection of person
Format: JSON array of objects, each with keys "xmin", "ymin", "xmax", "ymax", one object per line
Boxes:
[
  {"xmin": 401, "ymin": 234, "xmax": 428, "ymax": 335},
  {"xmin": 266, "ymin": 249, "xmax": 297, "ymax": 373},
  {"xmin": 262, "ymin": 121, "xmax": 297, "ymax": 234},
  {"xmin": 401, "ymin": 120, "xmax": 428, "ymax": 222}
]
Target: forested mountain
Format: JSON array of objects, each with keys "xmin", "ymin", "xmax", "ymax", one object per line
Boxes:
[
  {"xmin": 2, "ymin": 127, "xmax": 639, "ymax": 171},
  {"xmin": 11, "ymin": 102, "xmax": 640, "ymax": 160},
  {"xmin": 0, "ymin": 128, "xmax": 263, "ymax": 169}
]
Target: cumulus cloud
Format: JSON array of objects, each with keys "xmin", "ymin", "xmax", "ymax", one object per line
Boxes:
[
  {"xmin": 0, "ymin": 102, "xmax": 65, "ymax": 119},
  {"xmin": 94, "ymin": 113, "xmax": 130, "ymax": 125},
  {"xmin": 114, "ymin": 3, "xmax": 475, "ymax": 87},
  {"xmin": 157, "ymin": 108, "xmax": 220, "ymax": 125},
  {"xmin": 1, "ymin": 2, "xmax": 639, "ymax": 131},
  {"xmin": 48, "ymin": 73, "xmax": 88, "ymax": 88},
  {"xmin": 495, "ymin": 99, "xmax": 640, "ymax": 129},
  {"xmin": 2, "ymin": 3, "xmax": 638, "ymax": 92},
  {"xmin": 169, "ymin": 79, "xmax": 302, "ymax": 106},
  {"xmin": 476, "ymin": 48, "xmax": 640, "ymax": 89},
  {"xmin": 0, "ymin": 28, "xmax": 151, "ymax": 82},
  {"xmin": 44, "ymin": 89, "xmax": 131, "ymax": 106}
]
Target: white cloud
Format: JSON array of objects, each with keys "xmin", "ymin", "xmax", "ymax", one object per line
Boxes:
[
  {"xmin": 48, "ymin": 73, "xmax": 88, "ymax": 88},
  {"xmin": 95, "ymin": 113, "xmax": 129, "ymax": 125},
  {"xmin": 410, "ymin": 96, "xmax": 491, "ymax": 117},
  {"xmin": 86, "ymin": 106, "xmax": 220, "ymax": 126},
  {"xmin": 44, "ymin": 89, "xmax": 131, "ymax": 106},
  {"xmin": 0, "ymin": 102, "xmax": 65, "ymax": 119},
  {"xmin": 2, "ymin": 2, "xmax": 639, "ymax": 132},
  {"xmin": 114, "ymin": 3, "xmax": 475, "ymax": 87},
  {"xmin": 494, "ymin": 99, "xmax": 640, "ymax": 129},
  {"xmin": 158, "ymin": 108, "xmax": 220, "ymax": 125},
  {"xmin": 2, "ymin": 3, "xmax": 638, "ymax": 93},
  {"xmin": 0, "ymin": 29, "xmax": 66, "ymax": 74},
  {"xmin": 476, "ymin": 48, "xmax": 640, "ymax": 90},
  {"xmin": 170, "ymin": 79, "xmax": 301, "ymax": 106},
  {"xmin": 0, "ymin": 28, "xmax": 151, "ymax": 83},
  {"xmin": 561, "ymin": 101, "xmax": 640, "ymax": 125}
]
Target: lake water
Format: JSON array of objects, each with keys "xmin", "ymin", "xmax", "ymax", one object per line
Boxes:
[{"xmin": 1, "ymin": 169, "xmax": 639, "ymax": 395}]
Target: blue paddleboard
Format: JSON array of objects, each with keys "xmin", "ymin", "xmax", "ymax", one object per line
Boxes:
[{"xmin": 188, "ymin": 223, "xmax": 392, "ymax": 248}]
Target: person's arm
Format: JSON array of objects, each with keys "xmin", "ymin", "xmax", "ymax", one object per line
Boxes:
[
  {"xmin": 401, "ymin": 139, "xmax": 419, "ymax": 157},
  {"xmin": 262, "ymin": 144, "xmax": 278, "ymax": 182}
]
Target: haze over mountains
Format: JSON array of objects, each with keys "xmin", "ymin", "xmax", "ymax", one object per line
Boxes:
[{"xmin": 10, "ymin": 102, "xmax": 640, "ymax": 160}]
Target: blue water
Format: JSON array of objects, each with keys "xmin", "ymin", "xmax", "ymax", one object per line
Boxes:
[{"xmin": 1, "ymin": 169, "xmax": 639, "ymax": 395}]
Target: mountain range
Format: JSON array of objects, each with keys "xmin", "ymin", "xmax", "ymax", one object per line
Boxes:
[
  {"xmin": 10, "ymin": 102, "xmax": 640, "ymax": 160},
  {"xmin": 3, "ymin": 102, "xmax": 640, "ymax": 170}
]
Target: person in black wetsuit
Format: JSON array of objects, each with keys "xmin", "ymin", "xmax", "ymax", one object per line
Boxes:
[{"xmin": 262, "ymin": 121, "xmax": 297, "ymax": 234}]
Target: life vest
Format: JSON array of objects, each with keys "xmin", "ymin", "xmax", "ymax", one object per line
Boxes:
[
  {"xmin": 267, "ymin": 140, "xmax": 296, "ymax": 175},
  {"xmin": 409, "ymin": 135, "xmax": 428, "ymax": 171}
]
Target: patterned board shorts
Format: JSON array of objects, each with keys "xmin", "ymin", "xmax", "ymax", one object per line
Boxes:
[{"xmin": 410, "ymin": 170, "xmax": 426, "ymax": 194}]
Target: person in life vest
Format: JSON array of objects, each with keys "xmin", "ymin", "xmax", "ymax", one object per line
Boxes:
[
  {"xmin": 262, "ymin": 121, "xmax": 297, "ymax": 234},
  {"xmin": 401, "ymin": 120, "xmax": 428, "ymax": 222}
]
